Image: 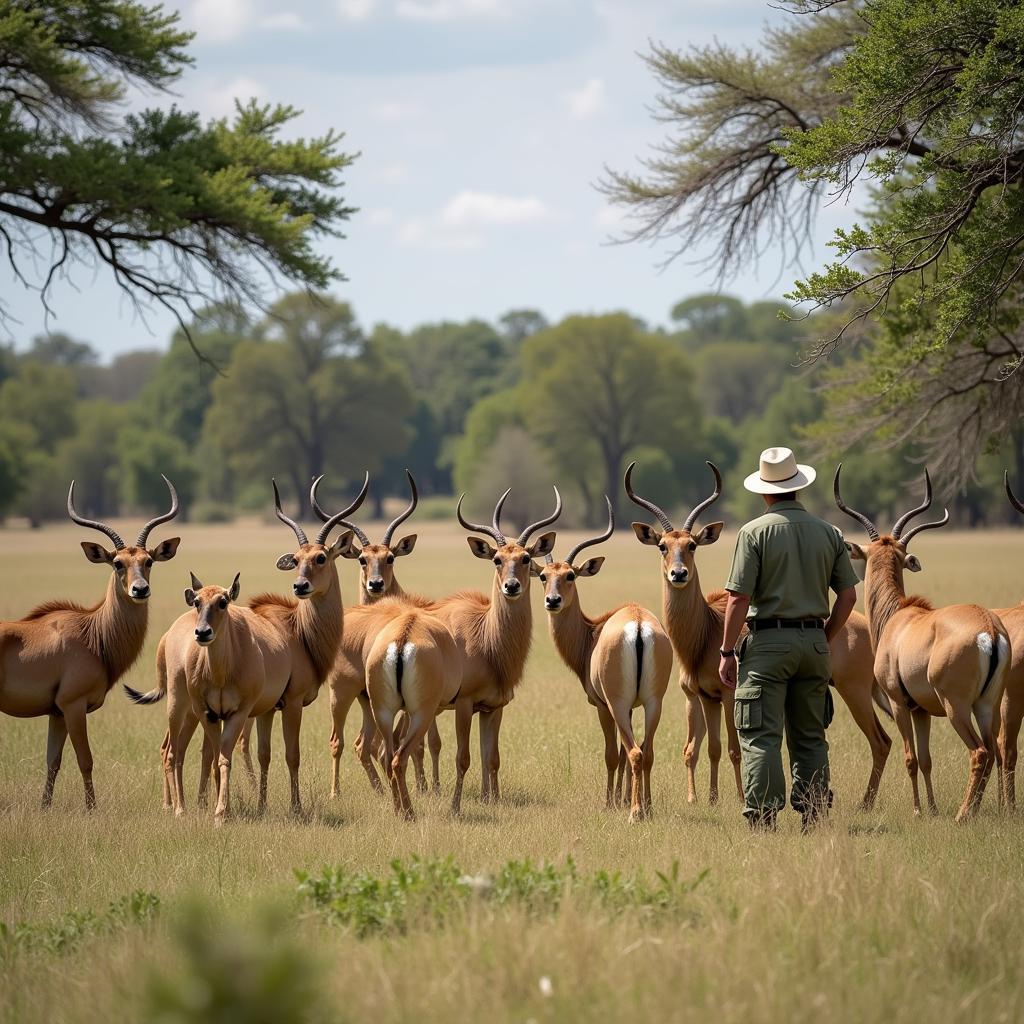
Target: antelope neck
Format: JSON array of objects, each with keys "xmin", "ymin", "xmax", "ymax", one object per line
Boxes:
[
  {"xmin": 863, "ymin": 545, "xmax": 909, "ymax": 650},
  {"xmin": 548, "ymin": 599, "xmax": 603, "ymax": 686},
  {"xmin": 662, "ymin": 567, "xmax": 720, "ymax": 677},
  {"xmin": 294, "ymin": 566, "xmax": 344, "ymax": 683},
  {"xmin": 87, "ymin": 572, "xmax": 150, "ymax": 686}
]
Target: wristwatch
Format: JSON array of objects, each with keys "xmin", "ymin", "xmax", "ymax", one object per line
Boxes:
[{"xmin": 719, "ymin": 648, "xmax": 736, "ymax": 658}]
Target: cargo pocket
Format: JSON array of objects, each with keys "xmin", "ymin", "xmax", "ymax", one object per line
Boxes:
[
  {"xmin": 813, "ymin": 641, "xmax": 830, "ymax": 656},
  {"xmin": 734, "ymin": 685, "xmax": 762, "ymax": 730}
]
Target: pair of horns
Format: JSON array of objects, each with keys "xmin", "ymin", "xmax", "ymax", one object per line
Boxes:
[
  {"xmin": 67, "ymin": 475, "xmax": 179, "ymax": 550},
  {"xmin": 624, "ymin": 461, "xmax": 722, "ymax": 533},
  {"xmin": 310, "ymin": 469, "xmax": 418, "ymax": 549},
  {"xmin": 457, "ymin": 486, "xmax": 562, "ymax": 546},
  {"xmin": 273, "ymin": 473, "xmax": 368, "ymax": 547},
  {"xmin": 544, "ymin": 496, "xmax": 615, "ymax": 566},
  {"xmin": 833, "ymin": 464, "xmax": 949, "ymax": 546}
]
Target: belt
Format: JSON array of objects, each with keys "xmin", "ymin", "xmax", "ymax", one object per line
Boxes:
[{"xmin": 748, "ymin": 617, "xmax": 825, "ymax": 632}]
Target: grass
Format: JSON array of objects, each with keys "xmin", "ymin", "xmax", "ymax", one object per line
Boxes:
[{"xmin": 1, "ymin": 519, "xmax": 1023, "ymax": 1022}]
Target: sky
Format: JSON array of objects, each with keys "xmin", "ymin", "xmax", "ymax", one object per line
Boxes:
[{"xmin": 3, "ymin": 0, "xmax": 858, "ymax": 359}]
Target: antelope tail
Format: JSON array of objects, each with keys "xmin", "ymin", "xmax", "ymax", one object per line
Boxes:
[
  {"xmin": 977, "ymin": 632, "xmax": 1010, "ymax": 700},
  {"xmin": 123, "ymin": 683, "xmax": 165, "ymax": 705},
  {"xmin": 872, "ymin": 684, "xmax": 894, "ymax": 721}
]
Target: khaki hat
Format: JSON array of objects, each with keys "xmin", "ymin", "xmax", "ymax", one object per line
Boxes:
[{"xmin": 743, "ymin": 446, "xmax": 817, "ymax": 494}]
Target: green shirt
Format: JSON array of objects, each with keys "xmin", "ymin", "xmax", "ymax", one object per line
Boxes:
[{"xmin": 725, "ymin": 500, "xmax": 859, "ymax": 619}]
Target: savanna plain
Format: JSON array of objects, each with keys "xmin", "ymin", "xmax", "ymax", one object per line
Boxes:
[{"xmin": 1, "ymin": 519, "xmax": 1023, "ymax": 1023}]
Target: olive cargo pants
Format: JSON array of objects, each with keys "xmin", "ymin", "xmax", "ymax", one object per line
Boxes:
[{"xmin": 734, "ymin": 628, "xmax": 832, "ymax": 825}]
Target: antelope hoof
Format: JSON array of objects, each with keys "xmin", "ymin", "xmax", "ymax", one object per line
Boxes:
[{"xmin": 708, "ymin": 791, "xmax": 719, "ymax": 807}]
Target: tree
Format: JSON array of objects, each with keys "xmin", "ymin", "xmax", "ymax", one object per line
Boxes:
[
  {"xmin": 1, "ymin": 2, "xmax": 356, "ymax": 361},
  {"xmin": 521, "ymin": 314, "xmax": 703, "ymax": 524},
  {"xmin": 0, "ymin": 360, "xmax": 77, "ymax": 451},
  {"xmin": 452, "ymin": 389, "xmax": 523, "ymax": 497},
  {"xmin": 670, "ymin": 294, "xmax": 749, "ymax": 345},
  {"xmin": 118, "ymin": 425, "xmax": 197, "ymax": 514},
  {"xmin": 603, "ymin": 0, "xmax": 1024, "ymax": 488},
  {"xmin": 55, "ymin": 400, "xmax": 128, "ymax": 517},
  {"xmin": 202, "ymin": 294, "xmax": 412, "ymax": 514}
]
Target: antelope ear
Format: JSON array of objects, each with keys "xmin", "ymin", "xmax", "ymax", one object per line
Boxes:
[
  {"xmin": 904, "ymin": 554, "xmax": 923, "ymax": 573},
  {"xmin": 228, "ymin": 573, "xmax": 241, "ymax": 601},
  {"xmin": 467, "ymin": 536, "xmax": 497, "ymax": 560},
  {"xmin": 529, "ymin": 560, "xmax": 544, "ymax": 578},
  {"xmin": 393, "ymin": 534, "xmax": 417, "ymax": 557},
  {"xmin": 328, "ymin": 530, "xmax": 355, "ymax": 560},
  {"xmin": 695, "ymin": 522, "xmax": 724, "ymax": 546},
  {"xmin": 81, "ymin": 541, "xmax": 114, "ymax": 565},
  {"xmin": 184, "ymin": 588, "xmax": 196, "ymax": 607},
  {"xmin": 528, "ymin": 531, "xmax": 556, "ymax": 558},
  {"xmin": 276, "ymin": 552, "xmax": 298, "ymax": 571},
  {"xmin": 632, "ymin": 523, "xmax": 661, "ymax": 547},
  {"xmin": 576, "ymin": 556, "xmax": 605, "ymax": 578},
  {"xmin": 845, "ymin": 541, "xmax": 867, "ymax": 562},
  {"xmin": 151, "ymin": 537, "xmax": 180, "ymax": 562}
]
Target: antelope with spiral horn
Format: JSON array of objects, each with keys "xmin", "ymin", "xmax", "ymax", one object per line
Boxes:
[
  {"xmin": 536, "ymin": 497, "xmax": 672, "ymax": 820},
  {"xmin": 0, "ymin": 477, "xmax": 180, "ymax": 809},
  {"xmin": 835, "ymin": 466, "xmax": 1009, "ymax": 821}
]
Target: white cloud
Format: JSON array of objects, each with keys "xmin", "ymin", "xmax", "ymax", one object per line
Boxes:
[
  {"xmin": 374, "ymin": 161, "xmax": 411, "ymax": 184},
  {"xmin": 397, "ymin": 217, "xmax": 482, "ymax": 250},
  {"xmin": 396, "ymin": 0, "xmax": 502, "ymax": 21},
  {"xmin": 566, "ymin": 78, "xmax": 605, "ymax": 119},
  {"xmin": 594, "ymin": 204, "xmax": 628, "ymax": 231},
  {"xmin": 204, "ymin": 77, "xmax": 267, "ymax": 119},
  {"xmin": 370, "ymin": 100, "xmax": 421, "ymax": 121},
  {"xmin": 188, "ymin": 0, "xmax": 252, "ymax": 42},
  {"xmin": 337, "ymin": 0, "xmax": 378, "ymax": 19},
  {"xmin": 259, "ymin": 11, "xmax": 308, "ymax": 30},
  {"xmin": 438, "ymin": 191, "xmax": 551, "ymax": 229}
]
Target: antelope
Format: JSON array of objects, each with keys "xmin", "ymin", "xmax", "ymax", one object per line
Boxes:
[
  {"xmin": 364, "ymin": 601, "xmax": 460, "ymax": 819},
  {"xmin": 535, "ymin": 497, "xmax": 672, "ymax": 820},
  {"xmin": 626, "ymin": 462, "xmax": 893, "ymax": 810},
  {"xmin": 310, "ymin": 471, "xmax": 442, "ymax": 798},
  {"xmin": 992, "ymin": 474, "xmax": 1024, "ymax": 807},
  {"xmin": 435, "ymin": 488, "xmax": 560, "ymax": 814},
  {"xmin": 0, "ymin": 478, "xmax": 179, "ymax": 809},
  {"xmin": 133, "ymin": 572, "xmax": 293, "ymax": 822},
  {"xmin": 835, "ymin": 466, "xmax": 1010, "ymax": 821},
  {"xmin": 132, "ymin": 479, "xmax": 360, "ymax": 817}
]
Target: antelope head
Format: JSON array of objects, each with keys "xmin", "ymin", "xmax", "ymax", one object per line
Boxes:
[
  {"xmin": 312, "ymin": 469, "xmax": 418, "ymax": 598},
  {"xmin": 185, "ymin": 571, "xmax": 241, "ymax": 647},
  {"xmin": 458, "ymin": 486, "xmax": 561, "ymax": 601},
  {"xmin": 834, "ymin": 464, "xmax": 950, "ymax": 577},
  {"xmin": 69, "ymin": 475, "xmax": 181, "ymax": 603},
  {"xmin": 273, "ymin": 477, "xmax": 360, "ymax": 599},
  {"xmin": 626, "ymin": 461, "xmax": 724, "ymax": 588},
  {"xmin": 533, "ymin": 496, "xmax": 613, "ymax": 614}
]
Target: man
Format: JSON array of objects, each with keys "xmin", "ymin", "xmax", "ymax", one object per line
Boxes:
[{"xmin": 719, "ymin": 446, "xmax": 858, "ymax": 831}]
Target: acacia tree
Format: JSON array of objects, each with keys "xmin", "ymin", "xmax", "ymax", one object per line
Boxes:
[
  {"xmin": 604, "ymin": 0, "xmax": 1024, "ymax": 488},
  {"xmin": 1, "ymin": 1, "xmax": 355, "ymax": 362}
]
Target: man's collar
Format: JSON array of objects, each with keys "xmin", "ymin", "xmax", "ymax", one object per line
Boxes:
[{"xmin": 766, "ymin": 500, "xmax": 805, "ymax": 511}]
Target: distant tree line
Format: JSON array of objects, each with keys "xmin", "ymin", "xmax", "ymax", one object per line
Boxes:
[{"xmin": 0, "ymin": 291, "xmax": 1017, "ymax": 531}]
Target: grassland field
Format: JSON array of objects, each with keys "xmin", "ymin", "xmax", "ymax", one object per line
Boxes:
[{"xmin": 2, "ymin": 519, "xmax": 1024, "ymax": 1023}]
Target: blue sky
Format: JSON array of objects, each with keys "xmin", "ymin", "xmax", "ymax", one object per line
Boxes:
[{"xmin": 3, "ymin": 0, "xmax": 856, "ymax": 358}]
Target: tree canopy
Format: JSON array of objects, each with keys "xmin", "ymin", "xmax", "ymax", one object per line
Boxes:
[
  {"xmin": 0, "ymin": 1, "xmax": 356, "ymax": 362},
  {"xmin": 604, "ymin": 0, "xmax": 1024, "ymax": 489}
]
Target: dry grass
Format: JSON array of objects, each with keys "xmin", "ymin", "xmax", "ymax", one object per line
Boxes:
[{"xmin": 1, "ymin": 520, "xmax": 1023, "ymax": 1023}]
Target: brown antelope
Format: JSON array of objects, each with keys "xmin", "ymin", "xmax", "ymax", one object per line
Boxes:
[
  {"xmin": 536, "ymin": 497, "xmax": 672, "ymax": 820},
  {"xmin": 993, "ymin": 474, "xmax": 1024, "ymax": 807},
  {"xmin": 0, "ymin": 478, "xmax": 179, "ymax": 809},
  {"xmin": 434, "ymin": 488, "xmax": 560, "ymax": 814},
  {"xmin": 131, "ymin": 572, "xmax": 293, "ymax": 822},
  {"xmin": 835, "ymin": 465, "xmax": 1010, "ymax": 821},
  {"xmin": 626, "ymin": 462, "xmax": 892, "ymax": 810},
  {"xmin": 134, "ymin": 478, "xmax": 361, "ymax": 816},
  {"xmin": 364, "ymin": 601, "xmax": 460, "ymax": 819},
  {"xmin": 310, "ymin": 471, "xmax": 442, "ymax": 798}
]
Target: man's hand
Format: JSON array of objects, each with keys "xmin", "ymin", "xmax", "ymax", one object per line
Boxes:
[{"xmin": 719, "ymin": 653, "xmax": 737, "ymax": 690}]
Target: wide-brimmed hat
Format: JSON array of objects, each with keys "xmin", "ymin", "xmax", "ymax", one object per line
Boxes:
[{"xmin": 743, "ymin": 446, "xmax": 817, "ymax": 494}]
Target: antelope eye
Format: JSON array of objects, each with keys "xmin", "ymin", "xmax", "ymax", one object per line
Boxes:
[
  {"xmin": 113, "ymin": 560, "xmax": 124, "ymax": 571},
  {"xmin": 218, "ymin": 597, "xmax": 228, "ymax": 609},
  {"xmin": 658, "ymin": 544, "xmax": 667, "ymax": 554},
  {"xmin": 386, "ymin": 554, "xmax": 395, "ymax": 565},
  {"xmin": 539, "ymin": 574, "xmax": 547, "ymax": 583},
  {"xmin": 566, "ymin": 572, "xmax": 576, "ymax": 583},
  {"xmin": 688, "ymin": 542, "xmax": 697, "ymax": 552},
  {"xmin": 145, "ymin": 557, "xmax": 154, "ymax": 569},
  {"xmin": 521, "ymin": 553, "xmax": 530, "ymax": 565},
  {"xmin": 493, "ymin": 557, "xmax": 501, "ymax": 567},
  {"xmin": 316, "ymin": 553, "xmax": 327, "ymax": 566},
  {"xmin": 194, "ymin": 599, "xmax": 201, "ymax": 609},
  {"xmin": 358, "ymin": 556, "xmax": 367, "ymax": 566}
]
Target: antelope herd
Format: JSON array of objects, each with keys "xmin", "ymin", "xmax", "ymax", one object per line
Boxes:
[{"xmin": 2, "ymin": 462, "xmax": 1023, "ymax": 827}]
